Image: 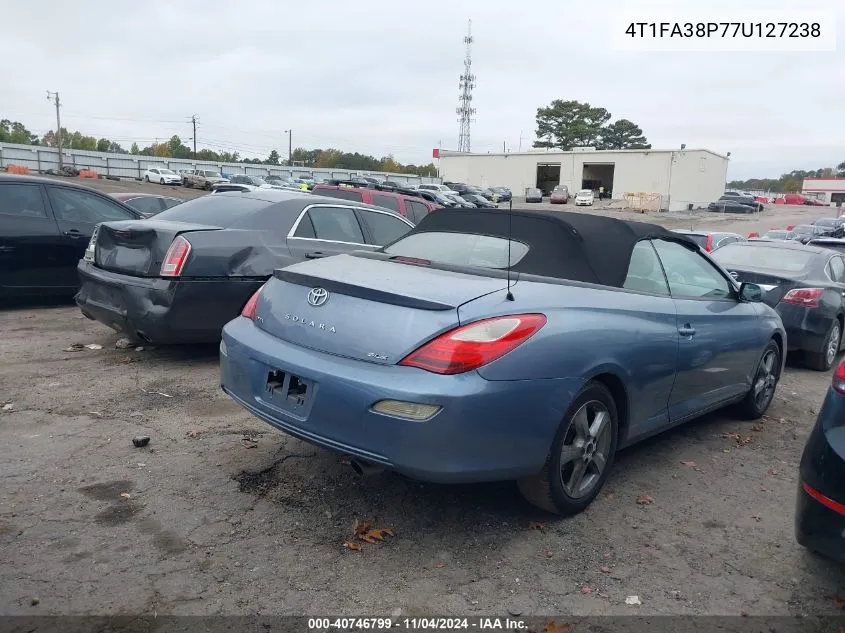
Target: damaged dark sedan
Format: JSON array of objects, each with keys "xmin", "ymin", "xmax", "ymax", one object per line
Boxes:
[{"xmin": 75, "ymin": 190, "xmax": 415, "ymax": 344}]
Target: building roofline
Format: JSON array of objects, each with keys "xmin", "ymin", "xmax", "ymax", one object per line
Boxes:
[
  {"xmin": 803, "ymin": 177, "xmax": 845, "ymax": 181},
  {"xmin": 439, "ymin": 148, "xmax": 729, "ymax": 160}
]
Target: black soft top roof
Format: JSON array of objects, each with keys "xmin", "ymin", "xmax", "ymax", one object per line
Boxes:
[{"xmin": 407, "ymin": 207, "xmax": 697, "ymax": 287}]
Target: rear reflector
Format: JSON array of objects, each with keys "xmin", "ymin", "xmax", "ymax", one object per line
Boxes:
[
  {"xmin": 241, "ymin": 286, "xmax": 263, "ymax": 320},
  {"xmin": 399, "ymin": 314, "xmax": 547, "ymax": 375},
  {"xmin": 371, "ymin": 400, "xmax": 441, "ymax": 421},
  {"xmin": 803, "ymin": 482, "xmax": 845, "ymax": 516},
  {"xmin": 781, "ymin": 288, "xmax": 824, "ymax": 308},
  {"xmin": 160, "ymin": 236, "xmax": 192, "ymax": 277},
  {"xmin": 833, "ymin": 359, "xmax": 845, "ymax": 395}
]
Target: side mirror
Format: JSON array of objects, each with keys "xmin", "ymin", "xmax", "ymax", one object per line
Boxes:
[{"xmin": 739, "ymin": 282, "xmax": 763, "ymax": 303}]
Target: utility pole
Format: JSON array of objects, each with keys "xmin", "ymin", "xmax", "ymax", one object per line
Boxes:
[
  {"xmin": 46, "ymin": 91, "xmax": 63, "ymax": 169},
  {"xmin": 284, "ymin": 129, "xmax": 292, "ymax": 165},
  {"xmin": 456, "ymin": 19, "xmax": 476, "ymax": 152},
  {"xmin": 519, "ymin": 131, "xmax": 527, "ymax": 152},
  {"xmin": 191, "ymin": 114, "xmax": 198, "ymax": 158},
  {"xmin": 503, "ymin": 141, "xmax": 506, "ymax": 153}
]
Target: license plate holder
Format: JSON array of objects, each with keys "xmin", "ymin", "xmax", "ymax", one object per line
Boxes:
[{"xmin": 265, "ymin": 368, "xmax": 313, "ymax": 411}]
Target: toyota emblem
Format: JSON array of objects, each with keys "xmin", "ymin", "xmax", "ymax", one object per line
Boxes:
[{"xmin": 307, "ymin": 287, "xmax": 329, "ymax": 307}]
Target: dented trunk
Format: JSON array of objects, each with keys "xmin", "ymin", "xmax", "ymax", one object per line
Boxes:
[
  {"xmin": 253, "ymin": 254, "xmax": 509, "ymax": 364},
  {"xmin": 96, "ymin": 220, "xmax": 223, "ymax": 277}
]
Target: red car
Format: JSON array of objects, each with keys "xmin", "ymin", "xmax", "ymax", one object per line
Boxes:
[
  {"xmin": 550, "ymin": 185, "xmax": 570, "ymax": 204},
  {"xmin": 312, "ymin": 183, "xmax": 439, "ymax": 224}
]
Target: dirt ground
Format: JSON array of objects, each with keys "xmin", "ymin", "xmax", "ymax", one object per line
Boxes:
[{"xmin": 0, "ymin": 180, "xmax": 843, "ymax": 617}]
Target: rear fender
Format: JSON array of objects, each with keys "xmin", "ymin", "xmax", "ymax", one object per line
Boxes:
[{"xmin": 181, "ymin": 230, "xmax": 294, "ymax": 277}]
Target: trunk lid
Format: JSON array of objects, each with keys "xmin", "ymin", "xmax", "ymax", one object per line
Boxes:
[
  {"xmin": 95, "ymin": 219, "xmax": 222, "ymax": 277},
  {"xmin": 254, "ymin": 254, "xmax": 509, "ymax": 364},
  {"xmin": 723, "ymin": 266, "xmax": 806, "ymax": 307}
]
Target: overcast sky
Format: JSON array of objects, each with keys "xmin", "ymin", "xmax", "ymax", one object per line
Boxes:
[{"xmin": 1, "ymin": 0, "xmax": 841, "ymax": 180}]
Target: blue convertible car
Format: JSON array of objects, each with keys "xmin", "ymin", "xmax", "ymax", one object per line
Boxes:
[{"xmin": 220, "ymin": 208, "xmax": 786, "ymax": 515}]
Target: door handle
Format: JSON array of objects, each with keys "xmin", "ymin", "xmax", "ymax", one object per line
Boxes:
[
  {"xmin": 305, "ymin": 251, "xmax": 326, "ymax": 259},
  {"xmin": 678, "ymin": 324, "xmax": 696, "ymax": 336},
  {"xmin": 64, "ymin": 229, "xmax": 83, "ymax": 239}
]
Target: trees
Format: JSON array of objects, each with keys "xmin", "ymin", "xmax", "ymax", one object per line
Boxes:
[
  {"xmin": 598, "ymin": 119, "xmax": 651, "ymax": 150},
  {"xmin": 0, "ymin": 119, "xmax": 39, "ymax": 145},
  {"xmin": 266, "ymin": 150, "xmax": 280, "ymax": 165},
  {"xmin": 532, "ymin": 100, "xmax": 650, "ymax": 151},
  {"xmin": 727, "ymin": 162, "xmax": 845, "ymax": 193}
]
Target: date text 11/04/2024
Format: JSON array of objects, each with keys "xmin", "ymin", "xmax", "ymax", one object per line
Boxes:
[
  {"xmin": 307, "ymin": 617, "xmax": 529, "ymax": 630},
  {"xmin": 625, "ymin": 22, "xmax": 821, "ymax": 38}
]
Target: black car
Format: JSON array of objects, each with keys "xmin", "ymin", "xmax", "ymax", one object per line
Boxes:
[
  {"xmin": 109, "ymin": 192, "xmax": 183, "ymax": 218},
  {"xmin": 719, "ymin": 192, "xmax": 763, "ymax": 212},
  {"xmin": 791, "ymin": 224, "xmax": 828, "ymax": 244},
  {"xmin": 75, "ymin": 190, "xmax": 415, "ymax": 344},
  {"xmin": 796, "ymin": 356, "xmax": 845, "ymax": 564},
  {"xmin": 808, "ymin": 237, "xmax": 845, "ymax": 254},
  {"xmin": 488, "ymin": 187, "xmax": 512, "ymax": 202},
  {"xmin": 0, "ymin": 174, "xmax": 142, "ymax": 297},
  {"xmin": 713, "ymin": 241, "xmax": 845, "ymax": 370},
  {"xmin": 709, "ymin": 199, "xmax": 760, "ymax": 214},
  {"xmin": 463, "ymin": 193, "xmax": 498, "ymax": 208},
  {"xmin": 812, "ymin": 217, "xmax": 845, "ymax": 238}
]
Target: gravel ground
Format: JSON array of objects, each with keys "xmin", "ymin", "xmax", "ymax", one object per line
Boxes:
[{"xmin": 0, "ymin": 182, "xmax": 843, "ymax": 617}]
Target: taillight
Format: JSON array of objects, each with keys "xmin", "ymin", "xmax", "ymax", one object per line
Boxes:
[
  {"xmin": 704, "ymin": 235, "xmax": 714, "ymax": 252},
  {"xmin": 160, "ymin": 236, "xmax": 191, "ymax": 277},
  {"xmin": 241, "ymin": 286, "xmax": 263, "ymax": 320},
  {"xmin": 399, "ymin": 314, "xmax": 547, "ymax": 375},
  {"xmin": 803, "ymin": 482, "xmax": 845, "ymax": 516},
  {"xmin": 833, "ymin": 359, "xmax": 845, "ymax": 395},
  {"xmin": 781, "ymin": 288, "xmax": 824, "ymax": 308},
  {"xmin": 83, "ymin": 224, "xmax": 100, "ymax": 262}
]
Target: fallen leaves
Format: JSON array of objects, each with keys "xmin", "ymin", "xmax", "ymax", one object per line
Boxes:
[
  {"xmin": 680, "ymin": 460, "xmax": 703, "ymax": 472},
  {"xmin": 528, "ymin": 521, "xmax": 547, "ymax": 531},
  {"xmin": 544, "ymin": 621, "xmax": 572, "ymax": 633},
  {"xmin": 751, "ymin": 515, "xmax": 761, "ymax": 522},
  {"xmin": 185, "ymin": 428, "xmax": 203, "ymax": 438},
  {"xmin": 625, "ymin": 595, "xmax": 642, "ymax": 605},
  {"xmin": 119, "ymin": 492, "xmax": 131, "ymax": 499},
  {"xmin": 344, "ymin": 519, "xmax": 396, "ymax": 550},
  {"xmin": 543, "ymin": 549, "xmax": 553, "ymax": 558},
  {"xmin": 580, "ymin": 583, "xmax": 592, "ymax": 594},
  {"xmin": 600, "ymin": 565, "xmax": 611, "ymax": 573},
  {"xmin": 636, "ymin": 495, "xmax": 654, "ymax": 505},
  {"xmin": 433, "ymin": 562, "xmax": 446, "ymax": 569},
  {"xmin": 722, "ymin": 432, "xmax": 753, "ymax": 446}
]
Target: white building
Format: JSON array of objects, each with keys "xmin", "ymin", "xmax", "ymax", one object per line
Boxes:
[
  {"xmin": 438, "ymin": 147, "xmax": 729, "ymax": 212},
  {"xmin": 802, "ymin": 178, "xmax": 845, "ymax": 205}
]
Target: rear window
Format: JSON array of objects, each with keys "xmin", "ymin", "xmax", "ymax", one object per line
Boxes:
[
  {"xmin": 152, "ymin": 194, "xmax": 270, "ymax": 227},
  {"xmin": 315, "ymin": 188, "xmax": 363, "ymax": 202},
  {"xmin": 384, "ymin": 231, "xmax": 529, "ymax": 269},
  {"xmin": 713, "ymin": 244, "xmax": 815, "ymax": 272},
  {"xmin": 810, "ymin": 240, "xmax": 845, "ymax": 253}
]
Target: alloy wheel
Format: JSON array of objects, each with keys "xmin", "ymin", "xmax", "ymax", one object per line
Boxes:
[
  {"xmin": 753, "ymin": 349, "xmax": 779, "ymax": 410},
  {"xmin": 558, "ymin": 400, "xmax": 612, "ymax": 499},
  {"xmin": 827, "ymin": 322, "xmax": 841, "ymax": 367}
]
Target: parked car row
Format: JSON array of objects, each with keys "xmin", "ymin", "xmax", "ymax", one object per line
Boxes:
[{"xmin": 3, "ymin": 175, "xmax": 841, "ymax": 565}]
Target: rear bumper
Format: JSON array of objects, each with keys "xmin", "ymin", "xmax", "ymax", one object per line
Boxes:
[
  {"xmin": 776, "ymin": 304, "xmax": 831, "ymax": 353},
  {"xmin": 220, "ymin": 317, "xmax": 584, "ymax": 483},
  {"xmin": 75, "ymin": 261, "xmax": 262, "ymax": 344}
]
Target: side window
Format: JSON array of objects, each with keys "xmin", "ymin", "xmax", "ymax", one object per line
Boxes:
[
  {"xmin": 300, "ymin": 206, "xmax": 364, "ymax": 243},
  {"xmin": 623, "ymin": 240, "xmax": 670, "ymax": 295},
  {"xmin": 0, "ymin": 184, "xmax": 48, "ymax": 218},
  {"xmin": 162, "ymin": 198, "xmax": 182, "ymax": 209},
  {"xmin": 293, "ymin": 213, "xmax": 316, "ymax": 238},
  {"xmin": 406, "ymin": 200, "xmax": 430, "ymax": 224},
  {"xmin": 316, "ymin": 188, "xmax": 363, "ymax": 202},
  {"xmin": 47, "ymin": 187, "xmax": 136, "ymax": 223},
  {"xmin": 652, "ymin": 239, "xmax": 733, "ymax": 299},
  {"xmin": 370, "ymin": 194, "xmax": 401, "ymax": 214},
  {"xmin": 358, "ymin": 210, "xmax": 411, "ymax": 245},
  {"xmin": 828, "ymin": 256, "xmax": 845, "ymax": 283}
]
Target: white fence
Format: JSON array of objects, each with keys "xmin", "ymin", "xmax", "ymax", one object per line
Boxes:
[{"xmin": 0, "ymin": 142, "xmax": 440, "ymax": 186}]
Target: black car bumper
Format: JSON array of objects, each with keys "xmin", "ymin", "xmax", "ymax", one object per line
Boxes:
[
  {"xmin": 776, "ymin": 303, "xmax": 831, "ymax": 353},
  {"xmin": 75, "ymin": 261, "xmax": 263, "ymax": 344},
  {"xmin": 796, "ymin": 392, "xmax": 845, "ymax": 564}
]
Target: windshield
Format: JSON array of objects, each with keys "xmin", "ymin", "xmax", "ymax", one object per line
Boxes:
[
  {"xmin": 252, "ymin": 177, "xmax": 267, "ymax": 185},
  {"xmin": 815, "ymin": 218, "xmax": 836, "ymax": 226},
  {"xmin": 553, "ymin": 186, "xmax": 567, "ymax": 192},
  {"xmin": 159, "ymin": 169, "xmax": 176, "ymax": 175},
  {"xmin": 384, "ymin": 231, "xmax": 529, "ymax": 268},
  {"xmin": 713, "ymin": 244, "xmax": 814, "ymax": 272},
  {"xmin": 793, "ymin": 225, "xmax": 814, "ymax": 234},
  {"xmin": 764, "ymin": 231, "xmax": 787, "ymax": 239},
  {"xmin": 578, "ymin": 190, "xmax": 592, "ymax": 196}
]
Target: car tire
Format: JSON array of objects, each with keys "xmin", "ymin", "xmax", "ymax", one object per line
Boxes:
[
  {"xmin": 736, "ymin": 340, "xmax": 781, "ymax": 419},
  {"xmin": 183, "ymin": 179, "xmax": 190, "ymax": 188},
  {"xmin": 159, "ymin": 178, "xmax": 165, "ymax": 185},
  {"xmin": 807, "ymin": 318, "xmax": 842, "ymax": 372},
  {"xmin": 204, "ymin": 182, "xmax": 211, "ymax": 190},
  {"xmin": 144, "ymin": 175, "xmax": 149, "ymax": 182},
  {"xmin": 517, "ymin": 381, "xmax": 619, "ymax": 516}
]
